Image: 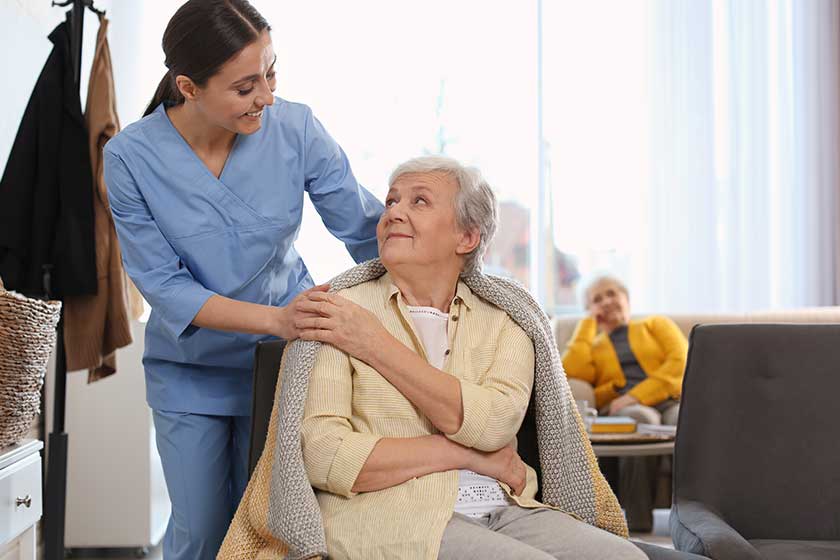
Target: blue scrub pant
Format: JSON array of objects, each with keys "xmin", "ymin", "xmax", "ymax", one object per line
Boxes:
[{"xmin": 152, "ymin": 410, "xmax": 251, "ymax": 560}]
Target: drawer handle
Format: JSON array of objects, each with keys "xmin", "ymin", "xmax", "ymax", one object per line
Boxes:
[{"xmin": 16, "ymin": 495, "xmax": 32, "ymax": 508}]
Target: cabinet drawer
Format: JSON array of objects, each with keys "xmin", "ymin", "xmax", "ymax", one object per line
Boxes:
[{"xmin": 0, "ymin": 452, "xmax": 41, "ymax": 545}]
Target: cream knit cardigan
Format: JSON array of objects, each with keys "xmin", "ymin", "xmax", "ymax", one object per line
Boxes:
[{"xmin": 219, "ymin": 259, "xmax": 627, "ymax": 559}]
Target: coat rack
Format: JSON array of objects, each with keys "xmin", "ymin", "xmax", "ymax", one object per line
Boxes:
[{"xmin": 44, "ymin": 2, "xmax": 104, "ymax": 558}]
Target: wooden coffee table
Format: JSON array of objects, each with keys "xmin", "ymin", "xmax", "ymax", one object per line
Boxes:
[{"xmin": 588, "ymin": 427, "xmax": 676, "ymax": 457}]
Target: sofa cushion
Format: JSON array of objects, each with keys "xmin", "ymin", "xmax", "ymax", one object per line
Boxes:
[
  {"xmin": 634, "ymin": 541, "xmax": 710, "ymax": 559},
  {"xmin": 749, "ymin": 539, "xmax": 840, "ymax": 560}
]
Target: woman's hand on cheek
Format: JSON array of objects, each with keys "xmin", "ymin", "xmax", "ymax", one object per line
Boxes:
[{"xmin": 295, "ymin": 291, "xmax": 388, "ymax": 363}]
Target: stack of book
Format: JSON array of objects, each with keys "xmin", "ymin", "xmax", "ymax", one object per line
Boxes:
[
  {"xmin": 589, "ymin": 416, "xmax": 637, "ymax": 434},
  {"xmin": 637, "ymin": 423, "xmax": 677, "ymax": 437}
]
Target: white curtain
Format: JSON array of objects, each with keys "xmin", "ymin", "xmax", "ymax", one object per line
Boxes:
[{"xmin": 644, "ymin": 0, "xmax": 840, "ymax": 312}]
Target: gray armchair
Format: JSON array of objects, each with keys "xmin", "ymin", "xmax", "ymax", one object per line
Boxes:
[
  {"xmin": 671, "ymin": 324, "xmax": 840, "ymax": 559},
  {"xmin": 249, "ymin": 340, "xmax": 706, "ymax": 559}
]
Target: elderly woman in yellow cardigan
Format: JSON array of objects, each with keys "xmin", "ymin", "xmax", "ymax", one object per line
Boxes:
[
  {"xmin": 561, "ymin": 275, "xmax": 688, "ymax": 531},
  {"xmin": 562, "ymin": 276, "xmax": 686, "ymax": 425}
]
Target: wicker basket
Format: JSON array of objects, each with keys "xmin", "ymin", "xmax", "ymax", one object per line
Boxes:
[{"xmin": 0, "ymin": 277, "xmax": 62, "ymax": 449}]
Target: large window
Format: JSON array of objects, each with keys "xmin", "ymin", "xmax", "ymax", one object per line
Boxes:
[
  {"xmin": 541, "ymin": 1, "xmax": 651, "ymax": 312},
  {"xmin": 109, "ymin": 0, "xmax": 839, "ymax": 318},
  {"xmin": 259, "ymin": 1, "xmax": 539, "ymax": 287}
]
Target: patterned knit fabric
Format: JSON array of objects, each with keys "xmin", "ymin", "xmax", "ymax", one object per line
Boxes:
[{"xmin": 218, "ymin": 259, "xmax": 627, "ymax": 560}]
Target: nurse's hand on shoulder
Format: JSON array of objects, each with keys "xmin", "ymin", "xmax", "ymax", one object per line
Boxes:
[
  {"xmin": 294, "ymin": 292, "xmax": 387, "ymax": 364},
  {"xmin": 269, "ymin": 284, "xmax": 330, "ymax": 340}
]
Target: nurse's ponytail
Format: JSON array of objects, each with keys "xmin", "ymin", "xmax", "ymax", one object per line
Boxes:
[
  {"xmin": 142, "ymin": 0, "xmax": 270, "ymax": 118},
  {"xmin": 144, "ymin": 72, "xmax": 183, "ymax": 117}
]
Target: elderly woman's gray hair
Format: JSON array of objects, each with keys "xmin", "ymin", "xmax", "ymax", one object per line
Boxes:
[
  {"xmin": 581, "ymin": 274, "xmax": 630, "ymax": 307},
  {"xmin": 389, "ymin": 156, "xmax": 498, "ymax": 276}
]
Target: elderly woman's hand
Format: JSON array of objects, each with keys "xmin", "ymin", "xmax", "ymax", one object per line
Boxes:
[
  {"xmin": 267, "ymin": 284, "xmax": 329, "ymax": 340},
  {"xmin": 295, "ymin": 291, "xmax": 389, "ymax": 364},
  {"xmin": 470, "ymin": 440, "xmax": 527, "ymax": 496},
  {"xmin": 608, "ymin": 394, "xmax": 639, "ymax": 415}
]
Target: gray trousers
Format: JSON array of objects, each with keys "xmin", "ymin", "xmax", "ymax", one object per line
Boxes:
[{"xmin": 438, "ymin": 506, "xmax": 646, "ymax": 560}]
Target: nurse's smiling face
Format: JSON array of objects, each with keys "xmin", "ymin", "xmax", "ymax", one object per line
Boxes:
[{"xmin": 176, "ymin": 29, "xmax": 277, "ymax": 135}]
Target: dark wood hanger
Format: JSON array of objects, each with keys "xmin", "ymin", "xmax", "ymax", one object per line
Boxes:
[{"xmin": 52, "ymin": 0, "xmax": 105, "ymax": 17}]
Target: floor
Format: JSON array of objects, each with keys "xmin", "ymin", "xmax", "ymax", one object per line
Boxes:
[
  {"xmin": 63, "ymin": 509, "xmax": 674, "ymax": 559},
  {"xmin": 630, "ymin": 508, "xmax": 675, "ymax": 548}
]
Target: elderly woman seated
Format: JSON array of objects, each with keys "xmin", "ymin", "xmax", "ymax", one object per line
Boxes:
[
  {"xmin": 562, "ymin": 275, "xmax": 688, "ymax": 531},
  {"xmin": 294, "ymin": 157, "xmax": 645, "ymax": 559},
  {"xmin": 562, "ymin": 276, "xmax": 686, "ymax": 424}
]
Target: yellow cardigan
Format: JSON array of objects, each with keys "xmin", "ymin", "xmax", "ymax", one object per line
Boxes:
[{"xmin": 561, "ymin": 316, "xmax": 687, "ymax": 409}]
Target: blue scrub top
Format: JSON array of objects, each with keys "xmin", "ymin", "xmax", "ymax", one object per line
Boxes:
[{"xmin": 104, "ymin": 98, "xmax": 383, "ymax": 416}]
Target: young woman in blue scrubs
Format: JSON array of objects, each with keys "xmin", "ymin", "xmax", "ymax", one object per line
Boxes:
[{"xmin": 103, "ymin": 1, "xmax": 383, "ymax": 558}]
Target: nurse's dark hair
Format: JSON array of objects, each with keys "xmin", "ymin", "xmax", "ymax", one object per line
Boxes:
[{"xmin": 143, "ymin": 0, "xmax": 270, "ymax": 117}]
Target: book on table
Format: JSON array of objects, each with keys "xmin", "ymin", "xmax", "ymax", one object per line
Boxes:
[
  {"xmin": 590, "ymin": 416, "xmax": 637, "ymax": 434},
  {"xmin": 637, "ymin": 423, "xmax": 676, "ymax": 436}
]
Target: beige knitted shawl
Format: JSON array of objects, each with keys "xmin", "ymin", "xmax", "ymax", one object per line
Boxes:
[{"xmin": 218, "ymin": 259, "xmax": 627, "ymax": 559}]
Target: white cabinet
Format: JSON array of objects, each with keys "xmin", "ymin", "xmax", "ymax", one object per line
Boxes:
[
  {"xmin": 0, "ymin": 440, "xmax": 43, "ymax": 560},
  {"xmin": 62, "ymin": 320, "xmax": 169, "ymax": 551}
]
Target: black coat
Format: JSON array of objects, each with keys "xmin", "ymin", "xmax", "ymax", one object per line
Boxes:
[{"xmin": 0, "ymin": 15, "xmax": 95, "ymax": 299}]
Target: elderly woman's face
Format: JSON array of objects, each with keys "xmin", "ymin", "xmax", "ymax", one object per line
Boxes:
[
  {"xmin": 586, "ymin": 280, "xmax": 631, "ymax": 328},
  {"xmin": 377, "ymin": 172, "xmax": 474, "ymax": 271}
]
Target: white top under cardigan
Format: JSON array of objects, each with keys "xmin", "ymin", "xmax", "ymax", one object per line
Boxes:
[{"xmin": 407, "ymin": 305, "xmax": 513, "ymax": 518}]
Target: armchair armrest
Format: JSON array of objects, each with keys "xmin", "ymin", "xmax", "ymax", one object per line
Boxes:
[
  {"xmin": 634, "ymin": 541, "xmax": 711, "ymax": 559},
  {"xmin": 670, "ymin": 500, "xmax": 761, "ymax": 560}
]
